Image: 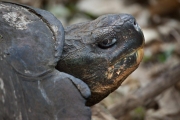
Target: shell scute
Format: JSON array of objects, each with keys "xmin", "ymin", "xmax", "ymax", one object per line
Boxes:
[{"xmin": 0, "ymin": 2, "xmax": 64, "ymax": 77}]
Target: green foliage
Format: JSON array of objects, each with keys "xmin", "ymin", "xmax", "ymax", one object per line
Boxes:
[
  {"xmin": 143, "ymin": 47, "xmax": 174, "ymax": 63},
  {"xmin": 157, "ymin": 48, "xmax": 174, "ymax": 63},
  {"xmin": 131, "ymin": 106, "xmax": 145, "ymax": 120}
]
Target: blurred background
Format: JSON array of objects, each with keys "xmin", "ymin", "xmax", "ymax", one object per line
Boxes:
[{"xmin": 3, "ymin": 0, "xmax": 180, "ymax": 120}]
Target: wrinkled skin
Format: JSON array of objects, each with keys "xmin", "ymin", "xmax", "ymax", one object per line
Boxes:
[{"xmin": 57, "ymin": 14, "xmax": 144, "ymax": 106}]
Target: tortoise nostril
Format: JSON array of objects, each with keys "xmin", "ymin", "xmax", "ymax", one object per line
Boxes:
[
  {"xmin": 133, "ymin": 19, "xmax": 141, "ymax": 32},
  {"xmin": 134, "ymin": 20, "xmax": 137, "ymax": 26}
]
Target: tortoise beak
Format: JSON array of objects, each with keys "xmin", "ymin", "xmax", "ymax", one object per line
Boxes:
[{"xmin": 136, "ymin": 47, "xmax": 144, "ymax": 64}]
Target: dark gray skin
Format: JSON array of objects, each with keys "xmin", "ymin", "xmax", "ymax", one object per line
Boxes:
[
  {"xmin": 0, "ymin": 1, "xmax": 144, "ymax": 120},
  {"xmin": 58, "ymin": 14, "xmax": 144, "ymax": 106}
]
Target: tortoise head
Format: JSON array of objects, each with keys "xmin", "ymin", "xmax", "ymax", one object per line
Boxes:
[{"xmin": 57, "ymin": 14, "xmax": 144, "ymax": 106}]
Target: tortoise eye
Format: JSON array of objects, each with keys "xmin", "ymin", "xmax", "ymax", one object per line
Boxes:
[{"xmin": 98, "ymin": 38, "xmax": 117, "ymax": 49}]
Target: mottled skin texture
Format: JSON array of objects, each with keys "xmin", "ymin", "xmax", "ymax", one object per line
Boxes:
[
  {"xmin": 0, "ymin": 1, "xmax": 144, "ymax": 120},
  {"xmin": 57, "ymin": 14, "xmax": 144, "ymax": 105}
]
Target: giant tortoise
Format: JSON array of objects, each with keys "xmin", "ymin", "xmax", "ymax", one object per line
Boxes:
[{"xmin": 0, "ymin": 2, "xmax": 144, "ymax": 120}]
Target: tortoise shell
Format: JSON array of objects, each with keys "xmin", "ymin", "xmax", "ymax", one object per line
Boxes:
[
  {"xmin": 0, "ymin": 2, "xmax": 64, "ymax": 77},
  {"xmin": 0, "ymin": 2, "xmax": 91, "ymax": 120}
]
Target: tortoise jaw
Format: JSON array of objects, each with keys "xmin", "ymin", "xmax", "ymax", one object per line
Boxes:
[
  {"xmin": 86, "ymin": 46, "xmax": 144, "ymax": 106},
  {"xmin": 109, "ymin": 46, "xmax": 144, "ymax": 80},
  {"xmin": 135, "ymin": 47, "xmax": 144, "ymax": 65},
  {"xmin": 113, "ymin": 46, "xmax": 144, "ymax": 82},
  {"xmin": 114, "ymin": 47, "xmax": 144, "ymax": 79}
]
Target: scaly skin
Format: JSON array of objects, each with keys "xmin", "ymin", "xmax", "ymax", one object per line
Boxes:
[{"xmin": 57, "ymin": 14, "xmax": 144, "ymax": 106}]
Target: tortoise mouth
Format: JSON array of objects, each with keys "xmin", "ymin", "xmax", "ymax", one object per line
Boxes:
[
  {"xmin": 126, "ymin": 47, "xmax": 144, "ymax": 65},
  {"xmin": 89, "ymin": 46, "xmax": 144, "ymax": 93},
  {"xmin": 86, "ymin": 47, "xmax": 144, "ymax": 106},
  {"xmin": 135, "ymin": 47, "xmax": 144, "ymax": 65},
  {"xmin": 115, "ymin": 46, "xmax": 144, "ymax": 79},
  {"xmin": 105, "ymin": 46, "xmax": 144, "ymax": 80}
]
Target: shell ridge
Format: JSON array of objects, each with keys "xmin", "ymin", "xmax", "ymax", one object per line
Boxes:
[{"xmin": 2, "ymin": 2, "xmax": 65, "ymax": 66}]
